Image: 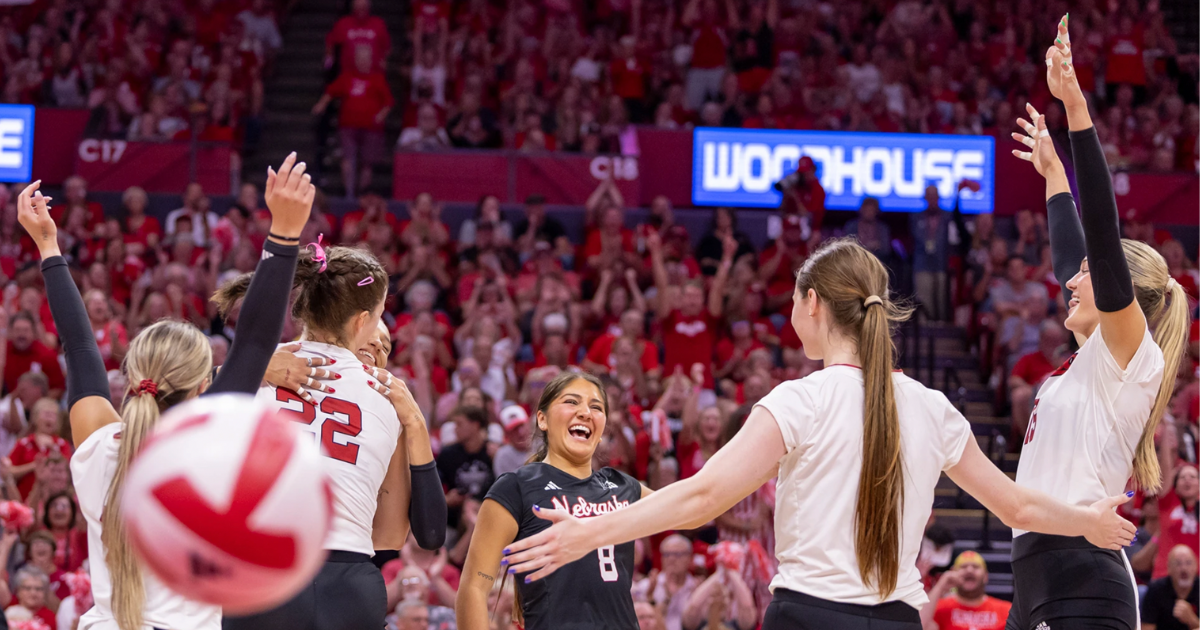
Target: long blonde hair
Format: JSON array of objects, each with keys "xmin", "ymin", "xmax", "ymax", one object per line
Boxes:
[
  {"xmin": 103, "ymin": 320, "xmax": 211, "ymax": 630},
  {"xmin": 1122, "ymin": 240, "xmax": 1190, "ymax": 493},
  {"xmin": 795, "ymin": 238, "xmax": 912, "ymax": 597}
]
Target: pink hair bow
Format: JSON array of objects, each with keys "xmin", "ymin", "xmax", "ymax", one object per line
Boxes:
[{"xmin": 307, "ymin": 234, "xmax": 327, "ymax": 272}]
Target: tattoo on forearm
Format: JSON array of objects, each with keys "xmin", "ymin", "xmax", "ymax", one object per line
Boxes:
[
  {"xmin": 477, "ymin": 571, "xmax": 494, "ymax": 582},
  {"xmin": 40, "ymin": 228, "xmax": 49, "ymax": 242}
]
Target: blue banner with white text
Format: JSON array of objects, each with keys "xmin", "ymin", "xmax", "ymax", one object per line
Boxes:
[{"xmin": 692, "ymin": 127, "xmax": 995, "ymax": 213}]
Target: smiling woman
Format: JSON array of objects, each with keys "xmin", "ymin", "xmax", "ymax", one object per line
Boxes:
[{"xmin": 455, "ymin": 371, "xmax": 650, "ymax": 630}]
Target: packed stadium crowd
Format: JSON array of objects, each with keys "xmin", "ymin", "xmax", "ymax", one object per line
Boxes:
[{"xmin": 0, "ymin": 0, "xmax": 1196, "ymax": 629}]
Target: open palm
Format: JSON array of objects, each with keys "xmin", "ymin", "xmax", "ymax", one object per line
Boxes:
[{"xmin": 1011, "ymin": 103, "xmax": 1062, "ymax": 178}]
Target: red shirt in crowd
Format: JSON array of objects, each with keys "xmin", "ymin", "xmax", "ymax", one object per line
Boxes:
[
  {"xmin": 52, "ymin": 527, "xmax": 88, "ymax": 573},
  {"xmin": 9, "ymin": 434, "xmax": 74, "ymax": 499},
  {"xmin": 585, "ymin": 334, "xmax": 659, "ymax": 374},
  {"xmin": 691, "ymin": 23, "xmax": 727, "ymax": 69},
  {"xmin": 94, "ymin": 321, "xmax": 128, "ymax": 372},
  {"xmin": 662, "ymin": 310, "xmax": 716, "ymax": 387},
  {"xmin": 1106, "ymin": 28, "xmax": 1146, "ymax": 86},
  {"xmin": 326, "ymin": 14, "xmax": 391, "ymax": 71},
  {"xmin": 327, "ymin": 71, "xmax": 394, "ymax": 130},
  {"xmin": 4, "ymin": 340, "xmax": 65, "ymax": 394},
  {"xmin": 1152, "ymin": 489, "xmax": 1198, "ymax": 580},
  {"xmin": 610, "ymin": 56, "xmax": 646, "ymax": 100},
  {"xmin": 932, "ymin": 596, "xmax": 1012, "ymax": 630},
  {"xmin": 1010, "ymin": 350, "xmax": 1055, "ymax": 387}
]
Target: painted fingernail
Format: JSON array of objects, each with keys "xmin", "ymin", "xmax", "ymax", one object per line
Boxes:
[
  {"xmin": 533, "ymin": 504, "xmax": 541, "ymax": 512},
  {"xmin": 363, "ymin": 364, "xmax": 371, "ymax": 371},
  {"xmin": 1055, "ymin": 37, "xmax": 1062, "ymax": 44},
  {"xmin": 524, "ymin": 577, "xmax": 532, "ymax": 584},
  {"xmin": 329, "ymin": 359, "xmax": 336, "ymax": 364},
  {"xmin": 368, "ymin": 381, "xmax": 375, "ymax": 387},
  {"xmin": 1126, "ymin": 491, "xmax": 1135, "ymax": 497},
  {"xmin": 327, "ymin": 388, "xmax": 336, "ymax": 394},
  {"xmin": 508, "ymin": 567, "xmax": 516, "ymax": 574},
  {"xmin": 500, "ymin": 558, "xmax": 508, "ymax": 566},
  {"xmin": 1062, "ymin": 61, "xmax": 1069, "ymax": 69},
  {"xmin": 335, "ymin": 374, "xmax": 342, "ymax": 379},
  {"xmin": 503, "ymin": 547, "xmax": 511, "ymax": 554}
]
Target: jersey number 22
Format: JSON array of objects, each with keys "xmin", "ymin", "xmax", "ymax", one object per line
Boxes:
[{"xmin": 276, "ymin": 389, "xmax": 363, "ymax": 464}]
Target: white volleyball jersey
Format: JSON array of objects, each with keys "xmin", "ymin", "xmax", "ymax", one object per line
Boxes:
[
  {"xmin": 256, "ymin": 341, "xmax": 401, "ymax": 556},
  {"xmin": 756, "ymin": 365, "xmax": 973, "ymax": 609},
  {"xmin": 72, "ymin": 423, "xmax": 222, "ymax": 630},
  {"xmin": 1014, "ymin": 328, "xmax": 1163, "ymax": 536}
]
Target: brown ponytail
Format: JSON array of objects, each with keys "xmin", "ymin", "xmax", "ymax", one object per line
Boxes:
[
  {"xmin": 212, "ymin": 245, "xmax": 387, "ymax": 346},
  {"xmin": 795, "ymin": 238, "xmax": 911, "ymax": 597}
]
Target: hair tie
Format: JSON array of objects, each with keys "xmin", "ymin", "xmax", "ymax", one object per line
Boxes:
[
  {"xmin": 307, "ymin": 234, "xmax": 328, "ymax": 273},
  {"xmin": 133, "ymin": 379, "xmax": 158, "ymax": 397},
  {"xmin": 1166, "ymin": 278, "xmax": 1180, "ymax": 293},
  {"xmin": 863, "ymin": 295, "xmax": 883, "ymax": 308}
]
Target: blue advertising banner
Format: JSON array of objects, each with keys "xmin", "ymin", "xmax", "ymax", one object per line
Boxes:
[
  {"xmin": 692, "ymin": 127, "xmax": 995, "ymax": 213},
  {"xmin": 0, "ymin": 105, "xmax": 34, "ymax": 183}
]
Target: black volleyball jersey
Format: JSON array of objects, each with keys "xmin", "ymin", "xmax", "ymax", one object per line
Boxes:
[{"xmin": 485, "ymin": 463, "xmax": 642, "ymax": 630}]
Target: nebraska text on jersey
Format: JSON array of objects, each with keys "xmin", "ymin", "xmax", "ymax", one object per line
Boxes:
[{"xmin": 550, "ymin": 495, "xmax": 631, "ymax": 517}]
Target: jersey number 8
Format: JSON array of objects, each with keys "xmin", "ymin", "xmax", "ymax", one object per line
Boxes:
[
  {"xmin": 276, "ymin": 389, "xmax": 363, "ymax": 465},
  {"xmin": 598, "ymin": 545, "xmax": 618, "ymax": 582}
]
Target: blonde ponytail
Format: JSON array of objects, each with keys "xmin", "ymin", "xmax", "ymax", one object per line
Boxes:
[
  {"xmin": 794, "ymin": 237, "xmax": 912, "ymax": 597},
  {"xmin": 1122, "ymin": 240, "xmax": 1191, "ymax": 494},
  {"xmin": 104, "ymin": 321, "xmax": 211, "ymax": 630}
]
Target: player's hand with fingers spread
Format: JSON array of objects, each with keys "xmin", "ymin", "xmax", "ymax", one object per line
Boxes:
[
  {"xmin": 264, "ymin": 152, "xmax": 316, "ymax": 242},
  {"xmin": 364, "ymin": 365, "xmax": 426, "ymax": 431},
  {"xmin": 1083, "ymin": 492, "xmax": 1138, "ymax": 550},
  {"xmin": 16, "ymin": 181, "xmax": 59, "ymax": 259},
  {"xmin": 500, "ymin": 505, "xmax": 594, "ymax": 582},
  {"xmin": 1011, "ymin": 103, "xmax": 1063, "ymax": 177},
  {"xmin": 264, "ymin": 343, "xmax": 338, "ymax": 405}
]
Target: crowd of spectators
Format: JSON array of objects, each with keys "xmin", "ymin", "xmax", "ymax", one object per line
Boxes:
[
  {"xmin": 0, "ymin": 0, "xmax": 285, "ymax": 147},
  {"xmin": 0, "ymin": 166, "xmax": 1191, "ymax": 629},
  {"xmin": 393, "ymin": 0, "xmax": 1198, "ymax": 172}
]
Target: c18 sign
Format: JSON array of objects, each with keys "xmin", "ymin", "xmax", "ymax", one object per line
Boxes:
[{"xmin": 692, "ymin": 127, "xmax": 995, "ymax": 213}]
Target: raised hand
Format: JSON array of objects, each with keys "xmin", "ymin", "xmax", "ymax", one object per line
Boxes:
[
  {"xmin": 16, "ymin": 181, "xmax": 59, "ymax": 258},
  {"xmin": 1045, "ymin": 14, "xmax": 1086, "ymax": 110},
  {"xmin": 1011, "ymin": 103, "xmax": 1063, "ymax": 177},
  {"xmin": 264, "ymin": 152, "xmax": 315, "ymax": 241}
]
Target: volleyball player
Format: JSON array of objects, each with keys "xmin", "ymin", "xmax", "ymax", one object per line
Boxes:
[
  {"xmin": 1002, "ymin": 16, "xmax": 1191, "ymax": 630},
  {"xmin": 501, "ymin": 239, "xmax": 1137, "ymax": 629},
  {"xmin": 214, "ymin": 241, "xmax": 445, "ymax": 630},
  {"xmin": 456, "ymin": 372, "xmax": 647, "ymax": 630},
  {"xmin": 17, "ymin": 153, "xmax": 312, "ymax": 630}
]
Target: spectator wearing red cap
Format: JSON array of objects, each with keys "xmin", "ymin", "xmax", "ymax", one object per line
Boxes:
[
  {"xmin": 493, "ymin": 405, "xmax": 533, "ymax": 477},
  {"xmin": 777, "ymin": 156, "xmax": 825, "ymax": 229},
  {"xmin": 326, "ymin": 0, "xmax": 392, "ymax": 73},
  {"xmin": 921, "ymin": 551, "xmax": 1011, "ymax": 630},
  {"xmin": 1009, "ymin": 320, "xmax": 1068, "ymax": 442},
  {"xmin": 313, "ymin": 45, "xmax": 395, "ymax": 199}
]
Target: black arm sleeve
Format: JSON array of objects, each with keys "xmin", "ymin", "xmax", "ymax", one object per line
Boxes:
[
  {"xmin": 207, "ymin": 240, "xmax": 299, "ymax": 396},
  {"xmin": 41, "ymin": 257, "xmax": 110, "ymax": 408},
  {"xmin": 1069, "ymin": 127, "xmax": 1134, "ymax": 313},
  {"xmin": 1046, "ymin": 191, "xmax": 1087, "ymax": 303},
  {"xmin": 408, "ymin": 461, "xmax": 448, "ymax": 550}
]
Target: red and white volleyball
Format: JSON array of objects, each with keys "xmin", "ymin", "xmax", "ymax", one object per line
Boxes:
[{"xmin": 120, "ymin": 394, "xmax": 332, "ymax": 613}]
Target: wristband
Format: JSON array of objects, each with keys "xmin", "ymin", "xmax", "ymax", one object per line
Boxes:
[{"xmin": 268, "ymin": 232, "xmax": 300, "ymax": 242}]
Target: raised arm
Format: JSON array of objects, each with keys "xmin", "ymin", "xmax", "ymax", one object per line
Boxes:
[
  {"xmin": 1013, "ymin": 102, "xmax": 1085, "ymax": 304},
  {"xmin": 209, "ymin": 153, "xmax": 311, "ymax": 395},
  {"xmin": 648, "ymin": 233, "xmax": 671, "ymax": 321},
  {"xmin": 1048, "ymin": 14, "xmax": 1145, "ymax": 366},
  {"xmin": 945, "ymin": 432, "xmax": 1135, "ymax": 547},
  {"xmin": 18, "ymin": 182, "xmax": 116, "ymax": 449}
]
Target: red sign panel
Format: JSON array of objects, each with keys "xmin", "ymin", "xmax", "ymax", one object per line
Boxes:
[{"xmin": 74, "ymin": 140, "xmax": 232, "ymax": 194}]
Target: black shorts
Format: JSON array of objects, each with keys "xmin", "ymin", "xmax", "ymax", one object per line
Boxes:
[
  {"xmin": 1005, "ymin": 533, "xmax": 1138, "ymax": 630},
  {"xmin": 222, "ymin": 551, "xmax": 387, "ymax": 630},
  {"xmin": 762, "ymin": 589, "xmax": 922, "ymax": 630}
]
